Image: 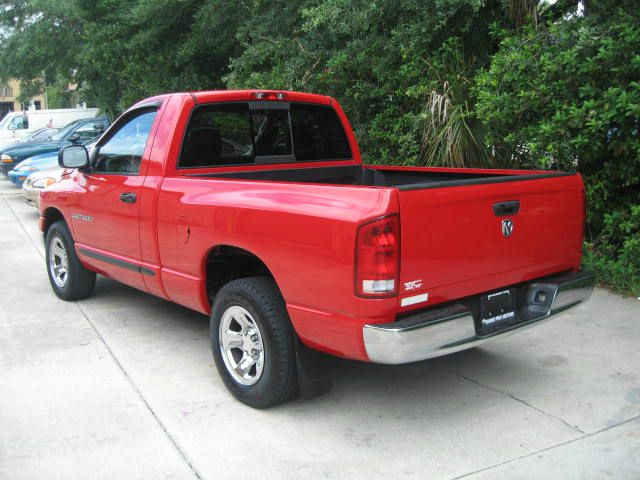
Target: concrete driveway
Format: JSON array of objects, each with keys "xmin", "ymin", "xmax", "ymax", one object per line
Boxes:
[{"xmin": 1, "ymin": 180, "xmax": 639, "ymax": 480}]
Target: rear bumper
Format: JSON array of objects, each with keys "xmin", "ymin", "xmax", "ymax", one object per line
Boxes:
[{"xmin": 363, "ymin": 270, "xmax": 595, "ymax": 364}]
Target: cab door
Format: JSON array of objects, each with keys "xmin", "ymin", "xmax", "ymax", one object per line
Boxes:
[{"xmin": 71, "ymin": 108, "xmax": 159, "ymax": 290}]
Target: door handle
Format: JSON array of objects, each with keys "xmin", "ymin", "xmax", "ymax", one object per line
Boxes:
[
  {"xmin": 493, "ymin": 200, "xmax": 520, "ymax": 216},
  {"xmin": 120, "ymin": 192, "xmax": 137, "ymax": 204}
]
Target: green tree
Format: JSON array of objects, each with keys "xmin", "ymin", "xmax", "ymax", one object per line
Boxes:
[
  {"xmin": 226, "ymin": 0, "xmax": 505, "ymax": 165},
  {"xmin": 0, "ymin": 0, "xmax": 243, "ymax": 115}
]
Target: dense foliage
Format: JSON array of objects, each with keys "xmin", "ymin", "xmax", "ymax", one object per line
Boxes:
[
  {"xmin": 474, "ymin": 0, "xmax": 640, "ymax": 295},
  {"xmin": 0, "ymin": 0, "xmax": 637, "ymax": 294},
  {"xmin": 0, "ymin": 0, "xmax": 244, "ymax": 115}
]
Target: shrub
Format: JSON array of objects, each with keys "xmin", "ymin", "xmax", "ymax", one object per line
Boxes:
[{"xmin": 474, "ymin": 2, "xmax": 640, "ymax": 295}]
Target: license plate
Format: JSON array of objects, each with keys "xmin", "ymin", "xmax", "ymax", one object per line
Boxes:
[{"xmin": 480, "ymin": 289, "xmax": 516, "ymax": 332}]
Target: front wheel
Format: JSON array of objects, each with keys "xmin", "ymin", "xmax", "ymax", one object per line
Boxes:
[
  {"xmin": 210, "ymin": 277, "xmax": 298, "ymax": 408},
  {"xmin": 45, "ymin": 220, "xmax": 96, "ymax": 301}
]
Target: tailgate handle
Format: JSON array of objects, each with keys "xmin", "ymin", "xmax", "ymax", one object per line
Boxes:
[
  {"xmin": 493, "ymin": 201, "xmax": 520, "ymax": 216},
  {"xmin": 120, "ymin": 192, "xmax": 137, "ymax": 204}
]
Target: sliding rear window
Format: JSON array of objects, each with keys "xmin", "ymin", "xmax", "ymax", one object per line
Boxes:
[{"xmin": 178, "ymin": 102, "xmax": 352, "ymax": 168}]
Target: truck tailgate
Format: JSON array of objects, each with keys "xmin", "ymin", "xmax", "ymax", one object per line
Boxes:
[{"xmin": 397, "ymin": 174, "xmax": 584, "ymax": 311}]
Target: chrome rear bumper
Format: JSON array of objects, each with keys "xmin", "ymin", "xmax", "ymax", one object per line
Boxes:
[{"xmin": 363, "ymin": 270, "xmax": 595, "ymax": 364}]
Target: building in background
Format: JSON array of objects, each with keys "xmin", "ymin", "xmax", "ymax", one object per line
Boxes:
[
  {"xmin": 0, "ymin": 79, "xmax": 48, "ymax": 120},
  {"xmin": 66, "ymin": 82, "xmax": 81, "ymax": 108}
]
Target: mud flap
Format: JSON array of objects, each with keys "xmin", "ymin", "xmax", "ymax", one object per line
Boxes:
[{"xmin": 294, "ymin": 337, "xmax": 333, "ymax": 399}]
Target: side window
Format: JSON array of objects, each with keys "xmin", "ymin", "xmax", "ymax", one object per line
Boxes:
[
  {"xmin": 10, "ymin": 115, "xmax": 28, "ymax": 130},
  {"xmin": 94, "ymin": 110, "xmax": 157, "ymax": 175},
  {"xmin": 179, "ymin": 104, "xmax": 253, "ymax": 168},
  {"xmin": 75, "ymin": 121, "xmax": 107, "ymax": 142}
]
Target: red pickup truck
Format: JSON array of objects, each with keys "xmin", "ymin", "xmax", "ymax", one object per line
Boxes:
[{"xmin": 40, "ymin": 90, "xmax": 595, "ymax": 407}]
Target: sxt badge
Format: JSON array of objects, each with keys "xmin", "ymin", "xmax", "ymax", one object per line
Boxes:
[{"xmin": 404, "ymin": 279, "xmax": 423, "ymax": 291}]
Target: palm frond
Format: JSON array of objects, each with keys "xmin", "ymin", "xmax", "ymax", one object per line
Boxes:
[{"xmin": 421, "ymin": 82, "xmax": 490, "ymax": 168}]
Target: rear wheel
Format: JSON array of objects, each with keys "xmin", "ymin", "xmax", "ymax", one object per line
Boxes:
[
  {"xmin": 45, "ymin": 221, "xmax": 96, "ymax": 301},
  {"xmin": 210, "ymin": 277, "xmax": 298, "ymax": 408}
]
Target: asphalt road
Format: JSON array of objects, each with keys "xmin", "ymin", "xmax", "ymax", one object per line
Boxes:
[{"xmin": 1, "ymin": 179, "xmax": 639, "ymax": 480}]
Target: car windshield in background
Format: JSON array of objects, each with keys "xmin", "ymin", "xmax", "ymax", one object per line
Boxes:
[
  {"xmin": 50, "ymin": 121, "xmax": 82, "ymax": 142},
  {"xmin": 82, "ymin": 135, "xmax": 100, "ymax": 146},
  {"xmin": 24, "ymin": 128, "xmax": 58, "ymax": 142},
  {"xmin": 0, "ymin": 115, "xmax": 12, "ymax": 131},
  {"xmin": 179, "ymin": 102, "xmax": 352, "ymax": 168}
]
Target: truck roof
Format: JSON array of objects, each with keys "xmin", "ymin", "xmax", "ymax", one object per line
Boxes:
[{"xmin": 131, "ymin": 90, "xmax": 334, "ymax": 110}]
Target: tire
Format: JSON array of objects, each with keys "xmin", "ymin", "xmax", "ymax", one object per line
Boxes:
[
  {"xmin": 210, "ymin": 276, "xmax": 298, "ymax": 408},
  {"xmin": 45, "ymin": 220, "xmax": 96, "ymax": 301}
]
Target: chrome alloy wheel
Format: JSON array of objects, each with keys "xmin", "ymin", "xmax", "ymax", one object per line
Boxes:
[
  {"xmin": 49, "ymin": 236, "xmax": 69, "ymax": 288},
  {"xmin": 219, "ymin": 305, "xmax": 265, "ymax": 386}
]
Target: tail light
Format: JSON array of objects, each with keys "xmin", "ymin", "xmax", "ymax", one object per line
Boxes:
[{"xmin": 355, "ymin": 214, "xmax": 400, "ymax": 297}]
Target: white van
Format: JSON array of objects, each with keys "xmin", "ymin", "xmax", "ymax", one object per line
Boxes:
[{"xmin": 0, "ymin": 107, "xmax": 100, "ymax": 147}]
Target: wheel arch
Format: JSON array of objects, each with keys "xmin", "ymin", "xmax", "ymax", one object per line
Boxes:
[
  {"xmin": 203, "ymin": 244, "xmax": 282, "ymax": 306},
  {"xmin": 41, "ymin": 207, "xmax": 68, "ymax": 237}
]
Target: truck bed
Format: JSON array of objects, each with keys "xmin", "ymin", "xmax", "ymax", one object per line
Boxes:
[
  {"xmin": 187, "ymin": 163, "xmax": 583, "ymax": 315},
  {"xmin": 190, "ymin": 164, "xmax": 574, "ymax": 190}
]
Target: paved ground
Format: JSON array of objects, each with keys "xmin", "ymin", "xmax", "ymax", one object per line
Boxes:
[{"xmin": 1, "ymin": 178, "xmax": 639, "ymax": 480}]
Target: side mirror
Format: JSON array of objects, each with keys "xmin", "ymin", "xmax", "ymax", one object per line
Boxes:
[
  {"xmin": 59, "ymin": 145, "xmax": 89, "ymax": 169},
  {"xmin": 69, "ymin": 133, "xmax": 81, "ymax": 143}
]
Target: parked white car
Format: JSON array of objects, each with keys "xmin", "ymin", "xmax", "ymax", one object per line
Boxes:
[{"xmin": 22, "ymin": 166, "xmax": 64, "ymax": 208}]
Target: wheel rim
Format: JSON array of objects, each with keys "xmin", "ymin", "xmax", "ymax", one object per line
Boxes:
[
  {"xmin": 49, "ymin": 236, "xmax": 69, "ymax": 288},
  {"xmin": 219, "ymin": 305, "xmax": 265, "ymax": 386}
]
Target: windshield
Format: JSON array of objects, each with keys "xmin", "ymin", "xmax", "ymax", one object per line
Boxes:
[
  {"xmin": 50, "ymin": 122, "xmax": 80, "ymax": 142},
  {"xmin": 0, "ymin": 114, "xmax": 13, "ymax": 131},
  {"xmin": 20, "ymin": 130, "xmax": 38, "ymax": 142},
  {"xmin": 27, "ymin": 128, "xmax": 57, "ymax": 142}
]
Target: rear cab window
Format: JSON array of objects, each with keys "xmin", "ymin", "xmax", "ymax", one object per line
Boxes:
[{"xmin": 178, "ymin": 102, "xmax": 352, "ymax": 169}]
